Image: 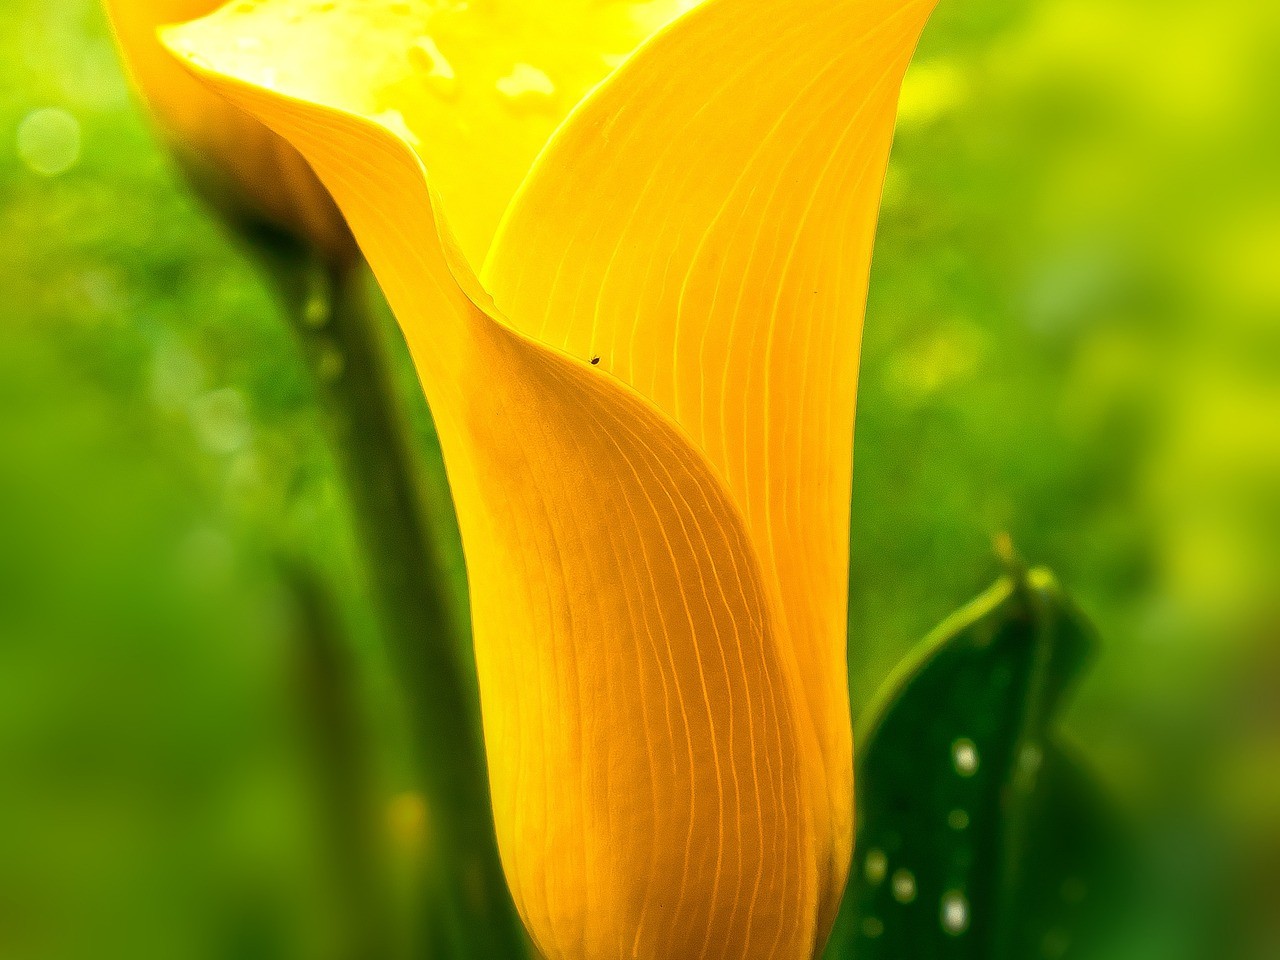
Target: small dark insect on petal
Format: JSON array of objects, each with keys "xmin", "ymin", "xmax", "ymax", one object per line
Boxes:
[{"xmin": 590, "ymin": 356, "xmax": 601, "ymax": 365}]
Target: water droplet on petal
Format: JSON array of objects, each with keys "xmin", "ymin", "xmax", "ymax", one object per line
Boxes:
[
  {"xmin": 892, "ymin": 868, "xmax": 917, "ymax": 904},
  {"xmin": 496, "ymin": 63, "xmax": 555, "ymax": 100},
  {"xmin": 409, "ymin": 36, "xmax": 458, "ymax": 99},
  {"xmin": 952, "ymin": 738, "xmax": 979, "ymax": 777},
  {"xmin": 941, "ymin": 890, "xmax": 970, "ymax": 935}
]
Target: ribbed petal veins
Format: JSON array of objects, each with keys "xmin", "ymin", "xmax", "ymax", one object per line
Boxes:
[
  {"xmin": 484, "ymin": 1, "xmax": 937, "ymax": 929},
  {"xmin": 161, "ymin": 1, "xmax": 934, "ymax": 957}
]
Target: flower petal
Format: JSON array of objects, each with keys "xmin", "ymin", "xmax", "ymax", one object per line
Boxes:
[
  {"xmin": 161, "ymin": 0, "xmax": 699, "ymax": 272},
  {"xmin": 485, "ymin": 0, "xmax": 936, "ymax": 921},
  {"xmin": 164, "ymin": 11, "xmax": 826, "ymax": 958},
  {"xmin": 103, "ymin": 0, "xmax": 353, "ymax": 259}
]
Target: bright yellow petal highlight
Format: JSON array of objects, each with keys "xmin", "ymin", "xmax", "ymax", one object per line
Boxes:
[
  {"xmin": 103, "ymin": 0, "xmax": 353, "ymax": 260},
  {"xmin": 162, "ymin": 0, "xmax": 934, "ymax": 955},
  {"xmin": 160, "ymin": 0, "xmax": 699, "ymax": 272},
  {"xmin": 485, "ymin": 0, "xmax": 936, "ymax": 927}
]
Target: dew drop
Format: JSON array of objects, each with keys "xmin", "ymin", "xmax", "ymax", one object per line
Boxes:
[
  {"xmin": 862, "ymin": 917, "xmax": 884, "ymax": 939},
  {"xmin": 948, "ymin": 808, "xmax": 970, "ymax": 830},
  {"xmin": 17, "ymin": 107, "xmax": 81, "ymax": 177},
  {"xmin": 891, "ymin": 868, "xmax": 917, "ymax": 904},
  {"xmin": 409, "ymin": 36, "xmax": 458, "ymax": 98},
  {"xmin": 941, "ymin": 890, "xmax": 970, "ymax": 935},
  {"xmin": 496, "ymin": 63, "xmax": 555, "ymax": 99},
  {"xmin": 952, "ymin": 738, "xmax": 979, "ymax": 777},
  {"xmin": 863, "ymin": 848, "xmax": 887, "ymax": 885}
]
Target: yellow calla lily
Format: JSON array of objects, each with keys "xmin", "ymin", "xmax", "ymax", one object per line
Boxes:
[
  {"xmin": 103, "ymin": 0, "xmax": 355, "ymax": 261},
  {"xmin": 161, "ymin": 0, "xmax": 934, "ymax": 956}
]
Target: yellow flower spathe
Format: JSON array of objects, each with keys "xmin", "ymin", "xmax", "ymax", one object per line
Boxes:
[
  {"xmin": 162, "ymin": 0, "xmax": 935, "ymax": 956},
  {"xmin": 103, "ymin": 0, "xmax": 355, "ymax": 261}
]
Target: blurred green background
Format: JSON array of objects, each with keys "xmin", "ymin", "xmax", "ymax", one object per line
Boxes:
[{"xmin": 1, "ymin": 0, "xmax": 1276, "ymax": 957}]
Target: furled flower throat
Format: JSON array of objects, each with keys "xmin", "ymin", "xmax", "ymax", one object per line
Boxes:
[{"xmin": 117, "ymin": 0, "xmax": 937, "ymax": 956}]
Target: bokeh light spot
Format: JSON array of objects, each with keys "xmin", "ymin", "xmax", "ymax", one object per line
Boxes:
[{"xmin": 16, "ymin": 107, "xmax": 81, "ymax": 176}]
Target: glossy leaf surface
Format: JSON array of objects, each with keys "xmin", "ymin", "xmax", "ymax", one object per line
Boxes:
[{"xmin": 827, "ymin": 568, "xmax": 1118, "ymax": 960}]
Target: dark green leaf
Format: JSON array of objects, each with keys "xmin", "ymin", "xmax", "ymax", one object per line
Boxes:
[{"xmin": 826, "ymin": 567, "xmax": 1119, "ymax": 960}]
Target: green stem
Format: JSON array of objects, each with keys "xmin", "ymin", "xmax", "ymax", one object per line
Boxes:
[
  {"xmin": 261, "ymin": 243, "xmax": 526, "ymax": 960},
  {"xmin": 283, "ymin": 557, "xmax": 393, "ymax": 960}
]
